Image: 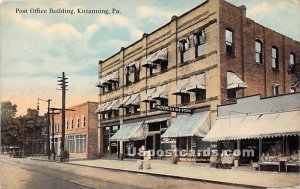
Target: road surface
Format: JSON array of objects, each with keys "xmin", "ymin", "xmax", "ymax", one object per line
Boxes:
[{"xmin": 0, "ymin": 156, "xmax": 250, "ymax": 189}]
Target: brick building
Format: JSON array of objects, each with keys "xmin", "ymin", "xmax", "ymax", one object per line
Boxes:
[
  {"xmin": 51, "ymin": 102, "xmax": 98, "ymax": 159},
  {"xmin": 96, "ymin": 0, "xmax": 300, "ymax": 160}
]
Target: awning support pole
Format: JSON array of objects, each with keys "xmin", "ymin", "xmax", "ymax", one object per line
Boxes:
[{"xmin": 259, "ymin": 138, "xmax": 262, "ymax": 160}]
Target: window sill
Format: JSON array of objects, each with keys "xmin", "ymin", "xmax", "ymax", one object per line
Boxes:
[
  {"xmin": 272, "ymin": 67, "xmax": 279, "ymax": 71},
  {"xmin": 100, "ymin": 88, "xmax": 120, "ymax": 95}
]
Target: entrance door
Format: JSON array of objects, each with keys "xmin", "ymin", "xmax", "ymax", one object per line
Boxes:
[{"xmin": 146, "ymin": 135, "xmax": 154, "ymax": 150}]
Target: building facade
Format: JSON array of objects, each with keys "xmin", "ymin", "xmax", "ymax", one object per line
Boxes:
[
  {"xmin": 96, "ymin": 0, "xmax": 300, "ymax": 160},
  {"xmin": 51, "ymin": 102, "xmax": 98, "ymax": 159}
]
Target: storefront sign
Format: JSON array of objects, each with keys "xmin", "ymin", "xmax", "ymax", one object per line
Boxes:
[{"xmin": 155, "ymin": 105, "xmax": 192, "ymax": 113}]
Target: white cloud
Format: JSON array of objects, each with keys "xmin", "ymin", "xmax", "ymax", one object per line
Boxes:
[{"xmin": 136, "ymin": 6, "xmax": 173, "ymax": 20}]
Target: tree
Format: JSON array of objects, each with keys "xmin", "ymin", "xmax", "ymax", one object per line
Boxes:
[{"xmin": 1, "ymin": 101, "xmax": 18, "ymax": 146}]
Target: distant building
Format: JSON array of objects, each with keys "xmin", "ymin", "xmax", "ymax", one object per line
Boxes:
[
  {"xmin": 25, "ymin": 109, "xmax": 47, "ymax": 155},
  {"xmin": 96, "ymin": 0, "xmax": 300, "ymax": 160},
  {"xmin": 51, "ymin": 102, "xmax": 98, "ymax": 159}
]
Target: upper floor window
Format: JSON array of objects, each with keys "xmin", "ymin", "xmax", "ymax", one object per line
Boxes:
[
  {"xmin": 225, "ymin": 29, "xmax": 234, "ymax": 56},
  {"xmin": 181, "ymin": 93, "xmax": 190, "ymax": 104},
  {"xmin": 195, "ymin": 90, "xmax": 206, "ymax": 102},
  {"xmin": 272, "ymin": 47, "xmax": 279, "ymax": 69},
  {"xmin": 76, "ymin": 117, "xmax": 80, "ymax": 128},
  {"xmin": 194, "ymin": 30, "xmax": 206, "ymax": 58},
  {"xmin": 255, "ymin": 40, "xmax": 263, "ymax": 63},
  {"xmin": 81, "ymin": 115, "xmax": 85, "ymax": 128},
  {"xmin": 178, "ymin": 38, "xmax": 190, "ymax": 63},
  {"xmin": 125, "ymin": 63, "xmax": 140, "ymax": 86},
  {"xmin": 290, "ymin": 53, "xmax": 295, "ymax": 65},
  {"xmin": 272, "ymin": 84, "xmax": 280, "ymax": 96},
  {"xmin": 66, "ymin": 121, "xmax": 68, "ymax": 130},
  {"xmin": 71, "ymin": 118, "xmax": 73, "ymax": 128}
]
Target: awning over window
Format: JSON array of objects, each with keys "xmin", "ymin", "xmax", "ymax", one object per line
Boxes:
[
  {"xmin": 95, "ymin": 101, "xmax": 112, "ymax": 113},
  {"xmin": 172, "ymin": 78, "xmax": 190, "ymax": 95},
  {"xmin": 141, "ymin": 55, "xmax": 155, "ymax": 68},
  {"xmin": 110, "ymin": 121, "xmax": 147, "ymax": 141},
  {"xmin": 124, "ymin": 93, "xmax": 140, "ymax": 107},
  {"xmin": 105, "ymin": 99, "xmax": 119, "ymax": 111},
  {"xmin": 152, "ymin": 48, "xmax": 168, "ymax": 63},
  {"xmin": 152, "ymin": 85, "xmax": 168, "ymax": 99},
  {"xmin": 107, "ymin": 71, "xmax": 119, "ymax": 82},
  {"xmin": 186, "ymin": 73, "xmax": 206, "ymax": 91},
  {"xmin": 96, "ymin": 71, "xmax": 119, "ymax": 87},
  {"xmin": 203, "ymin": 110, "xmax": 300, "ymax": 142},
  {"xmin": 141, "ymin": 88, "xmax": 157, "ymax": 102},
  {"xmin": 227, "ymin": 72, "xmax": 247, "ymax": 89},
  {"xmin": 161, "ymin": 111, "xmax": 210, "ymax": 138},
  {"xmin": 118, "ymin": 96, "xmax": 131, "ymax": 108}
]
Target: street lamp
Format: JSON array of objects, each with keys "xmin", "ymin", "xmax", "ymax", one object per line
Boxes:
[{"xmin": 38, "ymin": 98, "xmax": 52, "ymax": 160}]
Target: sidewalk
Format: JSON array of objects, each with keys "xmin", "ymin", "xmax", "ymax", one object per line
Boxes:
[
  {"xmin": 62, "ymin": 158, "xmax": 300, "ymax": 188},
  {"xmin": 29, "ymin": 156, "xmax": 299, "ymax": 188}
]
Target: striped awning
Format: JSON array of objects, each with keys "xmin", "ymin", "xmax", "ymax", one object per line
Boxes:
[
  {"xmin": 172, "ymin": 78, "xmax": 190, "ymax": 95},
  {"xmin": 110, "ymin": 121, "xmax": 147, "ymax": 141},
  {"xmin": 227, "ymin": 72, "xmax": 247, "ymax": 89},
  {"xmin": 162, "ymin": 111, "xmax": 210, "ymax": 138},
  {"xmin": 152, "ymin": 48, "xmax": 168, "ymax": 63},
  {"xmin": 95, "ymin": 101, "xmax": 112, "ymax": 113},
  {"xmin": 186, "ymin": 73, "xmax": 206, "ymax": 91},
  {"xmin": 141, "ymin": 88, "xmax": 157, "ymax": 102},
  {"xmin": 152, "ymin": 85, "xmax": 168, "ymax": 99},
  {"xmin": 105, "ymin": 99, "xmax": 119, "ymax": 111},
  {"xmin": 203, "ymin": 110, "xmax": 300, "ymax": 142},
  {"xmin": 96, "ymin": 71, "xmax": 119, "ymax": 87},
  {"xmin": 124, "ymin": 93, "xmax": 140, "ymax": 107}
]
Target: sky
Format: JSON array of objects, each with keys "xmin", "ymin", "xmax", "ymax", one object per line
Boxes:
[{"xmin": 0, "ymin": 0, "xmax": 299, "ymax": 116}]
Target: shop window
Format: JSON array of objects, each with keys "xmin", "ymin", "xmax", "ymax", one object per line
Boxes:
[
  {"xmin": 176, "ymin": 137, "xmax": 192, "ymax": 151},
  {"xmin": 181, "ymin": 93, "xmax": 190, "ymax": 104},
  {"xmin": 160, "ymin": 99, "xmax": 168, "ymax": 106},
  {"xmin": 255, "ymin": 40, "xmax": 263, "ymax": 63},
  {"xmin": 272, "ymin": 47, "xmax": 279, "ymax": 69},
  {"xmin": 178, "ymin": 38, "xmax": 190, "ymax": 63},
  {"xmin": 227, "ymin": 89, "xmax": 236, "ymax": 100},
  {"xmin": 195, "ymin": 90, "xmax": 206, "ymax": 102},
  {"xmin": 194, "ymin": 30, "xmax": 205, "ymax": 58},
  {"xmin": 74, "ymin": 134, "xmax": 86, "ymax": 153},
  {"xmin": 68, "ymin": 136, "xmax": 75, "ymax": 153},
  {"xmin": 225, "ymin": 29, "xmax": 234, "ymax": 56}
]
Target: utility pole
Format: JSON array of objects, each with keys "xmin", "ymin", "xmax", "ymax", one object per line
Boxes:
[
  {"xmin": 38, "ymin": 98, "xmax": 52, "ymax": 160},
  {"xmin": 49, "ymin": 108, "xmax": 60, "ymax": 161},
  {"xmin": 58, "ymin": 72, "xmax": 68, "ymax": 162}
]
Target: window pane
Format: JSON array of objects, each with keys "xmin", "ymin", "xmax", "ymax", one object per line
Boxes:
[
  {"xmin": 197, "ymin": 44, "xmax": 205, "ymax": 57},
  {"xmin": 272, "ymin": 48, "xmax": 277, "ymax": 58},
  {"xmin": 226, "ymin": 30, "xmax": 232, "ymax": 44},
  {"xmin": 290, "ymin": 54, "xmax": 295, "ymax": 65},
  {"xmin": 255, "ymin": 41, "xmax": 261, "ymax": 52}
]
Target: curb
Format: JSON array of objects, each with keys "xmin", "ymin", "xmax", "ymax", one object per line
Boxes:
[{"xmin": 31, "ymin": 158, "xmax": 266, "ymax": 189}]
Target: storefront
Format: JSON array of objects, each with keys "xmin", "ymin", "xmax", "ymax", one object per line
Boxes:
[
  {"xmin": 203, "ymin": 110, "xmax": 300, "ymax": 171},
  {"xmin": 161, "ymin": 111, "xmax": 211, "ymax": 161}
]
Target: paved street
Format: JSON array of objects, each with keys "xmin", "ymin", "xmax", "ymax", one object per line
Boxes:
[{"xmin": 0, "ymin": 156, "xmax": 253, "ymax": 189}]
